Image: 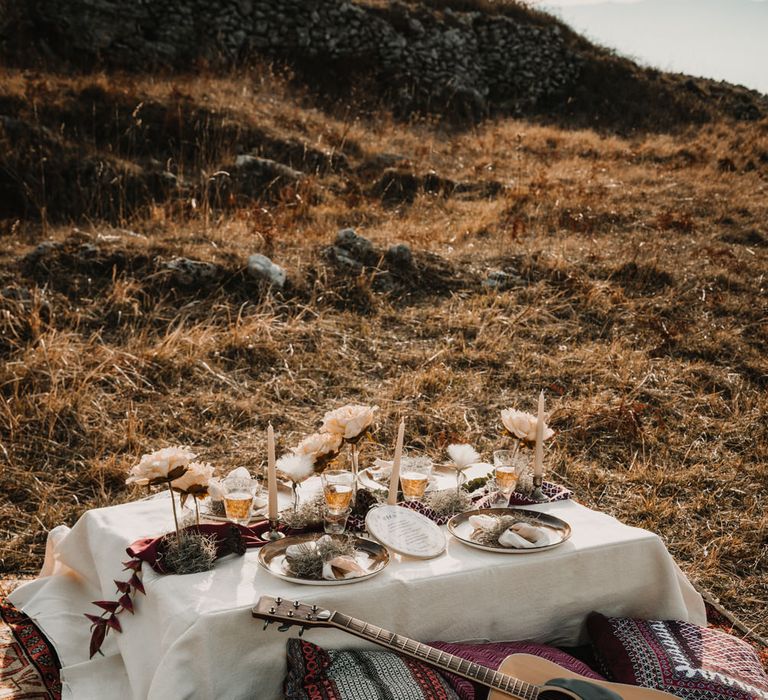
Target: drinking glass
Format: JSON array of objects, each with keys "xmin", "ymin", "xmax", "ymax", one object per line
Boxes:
[
  {"xmin": 399, "ymin": 456, "xmax": 432, "ymax": 503},
  {"xmin": 321, "ymin": 469, "xmax": 355, "ymax": 514},
  {"xmin": 223, "ymin": 475, "xmax": 258, "ymax": 526},
  {"xmin": 493, "ymin": 449, "xmax": 524, "ymax": 503},
  {"xmin": 323, "ymin": 506, "xmax": 351, "ymax": 534}
]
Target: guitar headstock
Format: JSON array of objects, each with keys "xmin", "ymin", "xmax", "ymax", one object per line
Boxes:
[{"xmin": 252, "ymin": 596, "xmax": 333, "ymax": 635}]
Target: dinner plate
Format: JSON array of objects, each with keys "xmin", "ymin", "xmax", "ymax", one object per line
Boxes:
[
  {"xmin": 447, "ymin": 508, "xmax": 571, "ymax": 553},
  {"xmin": 357, "ymin": 468, "xmax": 439, "ymax": 494},
  {"xmin": 257, "ymin": 533, "xmax": 390, "ymax": 586}
]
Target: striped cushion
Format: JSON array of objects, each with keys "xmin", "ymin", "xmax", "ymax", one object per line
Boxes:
[{"xmin": 285, "ymin": 639, "xmax": 460, "ymax": 700}]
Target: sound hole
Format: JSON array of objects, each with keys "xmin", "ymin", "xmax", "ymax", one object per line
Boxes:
[{"xmin": 538, "ymin": 690, "xmax": 579, "ymax": 700}]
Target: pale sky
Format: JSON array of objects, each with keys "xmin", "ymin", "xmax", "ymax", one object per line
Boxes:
[{"xmin": 534, "ymin": 0, "xmax": 768, "ymax": 94}]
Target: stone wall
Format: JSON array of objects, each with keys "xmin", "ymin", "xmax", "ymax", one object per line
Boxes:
[{"xmin": 23, "ymin": 0, "xmax": 580, "ymax": 115}]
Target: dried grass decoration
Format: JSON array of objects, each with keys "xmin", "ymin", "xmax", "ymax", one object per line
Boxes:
[
  {"xmin": 284, "ymin": 535, "xmax": 357, "ymax": 580},
  {"xmin": 424, "ymin": 489, "xmax": 473, "ymax": 515},
  {"xmin": 280, "ymin": 494, "xmax": 325, "ymax": 530},
  {"xmin": 470, "ymin": 514, "xmax": 523, "ymax": 547},
  {"xmin": 160, "ymin": 529, "xmax": 218, "ymax": 575}
]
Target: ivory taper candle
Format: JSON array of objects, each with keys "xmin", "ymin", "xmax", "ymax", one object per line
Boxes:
[
  {"xmin": 387, "ymin": 418, "xmax": 405, "ymax": 505},
  {"xmin": 534, "ymin": 390, "xmax": 545, "ymax": 479},
  {"xmin": 267, "ymin": 423, "xmax": 278, "ymax": 521}
]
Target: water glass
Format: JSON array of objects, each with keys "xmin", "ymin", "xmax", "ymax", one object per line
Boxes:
[
  {"xmin": 493, "ymin": 449, "xmax": 524, "ymax": 501},
  {"xmin": 399, "ymin": 456, "xmax": 432, "ymax": 503},
  {"xmin": 223, "ymin": 475, "xmax": 258, "ymax": 525},
  {"xmin": 321, "ymin": 469, "xmax": 355, "ymax": 514},
  {"xmin": 323, "ymin": 506, "xmax": 351, "ymax": 534}
]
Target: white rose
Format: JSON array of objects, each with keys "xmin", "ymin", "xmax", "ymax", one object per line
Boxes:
[
  {"xmin": 320, "ymin": 404, "xmax": 378, "ymax": 440},
  {"xmin": 125, "ymin": 446, "xmax": 196, "ymax": 486},
  {"xmin": 276, "ymin": 453, "xmax": 315, "ymax": 484},
  {"xmin": 171, "ymin": 461, "xmax": 215, "ymax": 494},
  {"xmin": 500, "ymin": 409, "xmax": 554, "ymax": 442},
  {"xmin": 294, "ymin": 432, "xmax": 342, "ymax": 459}
]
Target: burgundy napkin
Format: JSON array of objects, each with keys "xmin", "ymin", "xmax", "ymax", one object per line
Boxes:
[{"xmin": 126, "ymin": 522, "xmax": 298, "ymax": 574}]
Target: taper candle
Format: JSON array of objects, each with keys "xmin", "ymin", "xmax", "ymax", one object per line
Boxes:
[
  {"xmin": 267, "ymin": 423, "xmax": 277, "ymax": 521},
  {"xmin": 534, "ymin": 390, "xmax": 545, "ymax": 479},
  {"xmin": 387, "ymin": 418, "xmax": 405, "ymax": 505}
]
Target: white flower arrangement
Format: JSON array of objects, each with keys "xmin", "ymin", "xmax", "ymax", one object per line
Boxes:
[
  {"xmin": 294, "ymin": 431, "xmax": 343, "ymax": 461},
  {"xmin": 500, "ymin": 409, "xmax": 554, "ymax": 444},
  {"xmin": 125, "ymin": 446, "xmax": 196, "ymax": 486},
  {"xmin": 276, "ymin": 453, "xmax": 315, "ymax": 484},
  {"xmin": 446, "ymin": 444, "xmax": 480, "ymax": 470},
  {"xmin": 320, "ymin": 404, "xmax": 378, "ymax": 441}
]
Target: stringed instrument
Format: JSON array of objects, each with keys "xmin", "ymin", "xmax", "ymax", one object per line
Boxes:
[{"xmin": 252, "ymin": 596, "xmax": 676, "ymax": 700}]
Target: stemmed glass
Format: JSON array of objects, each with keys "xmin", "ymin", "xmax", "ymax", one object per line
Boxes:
[{"xmin": 492, "ymin": 449, "xmax": 524, "ymax": 506}]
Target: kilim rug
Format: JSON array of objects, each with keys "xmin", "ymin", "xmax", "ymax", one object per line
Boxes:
[
  {"xmin": 0, "ymin": 600, "xmax": 61, "ymax": 700},
  {"xmin": 0, "ymin": 591, "xmax": 764, "ymax": 699}
]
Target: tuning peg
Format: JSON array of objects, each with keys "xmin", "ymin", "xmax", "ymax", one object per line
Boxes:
[
  {"xmin": 278, "ymin": 623, "xmax": 292, "ymax": 632},
  {"xmin": 293, "ymin": 600, "xmax": 300, "ymax": 608},
  {"xmin": 298, "ymin": 626, "xmax": 306, "ymax": 637},
  {"xmin": 275, "ymin": 597, "xmax": 282, "ymax": 605},
  {"xmin": 262, "ymin": 620, "xmax": 272, "ymax": 631}
]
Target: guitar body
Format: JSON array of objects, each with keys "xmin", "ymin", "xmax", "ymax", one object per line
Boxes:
[{"xmin": 490, "ymin": 654, "xmax": 677, "ymax": 700}]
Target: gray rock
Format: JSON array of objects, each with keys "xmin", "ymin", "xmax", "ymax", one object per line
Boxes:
[
  {"xmin": 23, "ymin": 241, "xmax": 63, "ymax": 265},
  {"xmin": 164, "ymin": 258, "xmax": 221, "ymax": 286},
  {"xmin": 247, "ymin": 253, "xmax": 286, "ymax": 288},
  {"xmin": 483, "ymin": 269, "xmax": 523, "ymax": 291},
  {"xmin": 385, "ymin": 243, "xmax": 413, "ymax": 270},
  {"xmin": 335, "ymin": 228, "xmax": 375, "ymax": 261}
]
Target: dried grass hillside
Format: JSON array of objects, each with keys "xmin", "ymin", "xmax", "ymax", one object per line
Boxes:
[{"xmin": 1, "ymin": 12, "xmax": 767, "ymax": 648}]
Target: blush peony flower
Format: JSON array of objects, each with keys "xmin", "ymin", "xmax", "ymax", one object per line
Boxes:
[
  {"xmin": 500, "ymin": 409, "xmax": 554, "ymax": 443},
  {"xmin": 276, "ymin": 453, "xmax": 315, "ymax": 484},
  {"xmin": 320, "ymin": 404, "xmax": 378, "ymax": 440},
  {"xmin": 125, "ymin": 446, "xmax": 197, "ymax": 486},
  {"xmin": 294, "ymin": 431, "xmax": 342, "ymax": 460},
  {"xmin": 447, "ymin": 444, "xmax": 480, "ymax": 470},
  {"xmin": 171, "ymin": 461, "xmax": 215, "ymax": 495}
]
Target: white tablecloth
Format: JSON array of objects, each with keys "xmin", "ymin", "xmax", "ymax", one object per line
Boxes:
[{"xmin": 10, "ymin": 492, "xmax": 705, "ymax": 700}]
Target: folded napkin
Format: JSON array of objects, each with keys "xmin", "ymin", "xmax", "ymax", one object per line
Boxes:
[
  {"xmin": 285, "ymin": 536, "xmax": 366, "ymax": 581},
  {"xmin": 368, "ymin": 459, "xmax": 393, "ymax": 482},
  {"xmin": 468, "ymin": 515, "xmax": 549, "ymax": 549}
]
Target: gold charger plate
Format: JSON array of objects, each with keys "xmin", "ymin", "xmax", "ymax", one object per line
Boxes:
[
  {"xmin": 257, "ymin": 533, "xmax": 390, "ymax": 586},
  {"xmin": 447, "ymin": 508, "xmax": 571, "ymax": 553}
]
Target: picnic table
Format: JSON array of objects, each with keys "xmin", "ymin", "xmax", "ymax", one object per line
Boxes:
[{"xmin": 9, "ymin": 471, "xmax": 705, "ymax": 700}]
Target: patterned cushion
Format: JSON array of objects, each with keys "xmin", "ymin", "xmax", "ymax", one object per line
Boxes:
[
  {"xmin": 285, "ymin": 638, "xmax": 605, "ymax": 700},
  {"xmin": 285, "ymin": 639, "xmax": 461, "ymax": 700},
  {"xmin": 587, "ymin": 612, "xmax": 768, "ymax": 700}
]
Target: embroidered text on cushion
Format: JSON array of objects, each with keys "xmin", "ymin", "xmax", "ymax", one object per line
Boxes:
[{"xmin": 587, "ymin": 612, "xmax": 768, "ymax": 700}]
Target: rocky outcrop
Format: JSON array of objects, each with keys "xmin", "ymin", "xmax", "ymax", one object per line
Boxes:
[{"xmin": 24, "ymin": 0, "xmax": 580, "ymax": 116}]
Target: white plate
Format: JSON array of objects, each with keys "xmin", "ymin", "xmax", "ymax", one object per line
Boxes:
[
  {"xmin": 200, "ymin": 496, "xmax": 267, "ymax": 524},
  {"xmin": 257, "ymin": 534, "xmax": 390, "ymax": 586},
  {"xmin": 447, "ymin": 508, "xmax": 571, "ymax": 553},
  {"xmin": 365, "ymin": 505, "xmax": 446, "ymax": 559}
]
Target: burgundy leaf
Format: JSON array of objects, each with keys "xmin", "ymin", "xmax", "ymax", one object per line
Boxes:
[
  {"xmin": 114, "ymin": 579, "xmax": 131, "ymax": 593},
  {"xmin": 130, "ymin": 573, "xmax": 145, "ymax": 595},
  {"xmin": 119, "ymin": 593, "xmax": 134, "ymax": 614},
  {"xmin": 93, "ymin": 600, "xmax": 120, "ymax": 613},
  {"xmin": 89, "ymin": 622, "xmax": 107, "ymax": 659},
  {"xmin": 105, "ymin": 614, "xmax": 122, "ymax": 632},
  {"xmin": 122, "ymin": 559, "xmax": 142, "ymax": 571},
  {"xmin": 85, "ymin": 613, "xmax": 104, "ymax": 626}
]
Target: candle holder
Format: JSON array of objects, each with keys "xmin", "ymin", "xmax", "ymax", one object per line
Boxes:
[
  {"xmin": 260, "ymin": 517, "xmax": 285, "ymax": 542},
  {"xmin": 530, "ymin": 475, "xmax": 546, "ymax": 503}
]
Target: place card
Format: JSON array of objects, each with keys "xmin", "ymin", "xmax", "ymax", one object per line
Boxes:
[{"xmin": 365, "ymin": 505, "xmax": 446, "ymax": 559}]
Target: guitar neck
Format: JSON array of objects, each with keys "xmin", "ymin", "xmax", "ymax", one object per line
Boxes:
[{"xmin": 330, "ymin": 612, "xmax": 540, "ymax": 700}]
